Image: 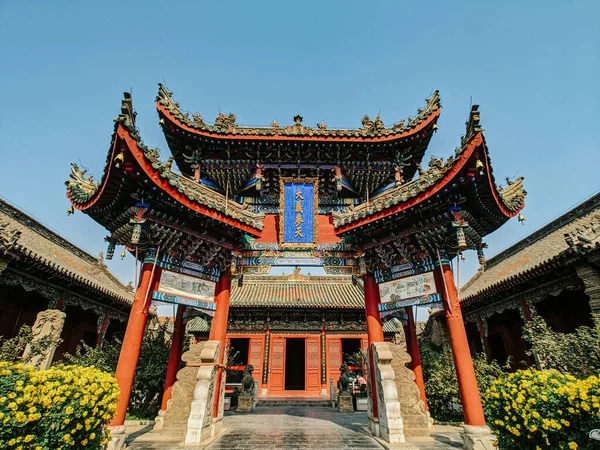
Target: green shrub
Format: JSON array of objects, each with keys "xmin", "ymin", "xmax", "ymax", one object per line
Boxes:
[
  {"xmin": 64, "ymin": 327, "xmax": 170, "ymax": 420},
  {"xmin": 486, "ymin": 369, "xmax": 600, "ymax": 449},
  {"xmin": 419, "ymin": 336, "xmax": 505, "ymax": 422},
  {"xmin": 0, "ymin": 362, "xmax": 119, "ymax": 449},
  {"xmin": 522, "ymin": 316, "xmax": 600, "ymax": 379},
  {"xmin": 0, "ymin": 325, "xmax": 62, "ymax": 367}
]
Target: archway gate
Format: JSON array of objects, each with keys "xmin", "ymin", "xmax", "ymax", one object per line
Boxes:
[{"xmin": 65, "ymin": 86, "xmax": 525, "ymax": 448}]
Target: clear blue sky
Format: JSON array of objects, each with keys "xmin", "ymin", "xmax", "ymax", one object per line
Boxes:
[{"xmin": 1, "ymin": 1, "xmax": 599, "ymax": 296}]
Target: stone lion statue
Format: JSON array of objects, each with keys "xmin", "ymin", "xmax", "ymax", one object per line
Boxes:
[
  {"xmin": 337, "ymin": 363, "xmax": 351, "ymax": 394},
  {"xmin": 241, "ymin": 364, "xmax": 255, "ymax": 395}
]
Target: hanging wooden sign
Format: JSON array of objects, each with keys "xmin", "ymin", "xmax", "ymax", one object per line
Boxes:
[
  {"xmin": 377, "ymin": 271, "xmax": 443, "ymax": 313},
  {"xmin": 151, "ymin": 270, "xmax": 217, "ymax": 312},
  {"xmin": 279, "ymin": 177, "xmax": 318, "ymax": 248}
]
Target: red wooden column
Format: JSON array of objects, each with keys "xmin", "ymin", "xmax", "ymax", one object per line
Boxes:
[
  {"xmin": 110, "ymin": 261, "xmax": 161, "ymax": 427},
  {"xmin": 404, "ymin": 306, "xmax": 428, "ymax": 410},
  {"xmin": 209, "ymin": 271, "xmax": 232, "ymax": 418},
  {"xmin": 363, "ymin": 273, "xmax": 384, "ymax": 419},
  {"xmin": 159, "ymin": 304, "xmax": 186, "ymax": 411},
  {"xmin": 436, "ymin": 259, "xmax": 487, "ymax": 427}
]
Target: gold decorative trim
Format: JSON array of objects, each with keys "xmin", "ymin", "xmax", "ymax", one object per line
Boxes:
[{"xmin": 279, "ymin": 177, "xmax": 319, "ymax": 249}]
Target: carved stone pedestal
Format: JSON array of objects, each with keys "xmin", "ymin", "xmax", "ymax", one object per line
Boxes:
[
  {"xmin": 367, "ymin": 342, "xmax": 405, "ymax": 444},
  {"xmin": 337, "ymin": 393, "xmax": 354, "ymax": 412},
  {"xmin": 185, "ymin": 340, "xmax": 223, "ymax": 445},
  {"xmin": 105, "ymin": 425, "xmax": 127, "ymax": 450},
  {"xmin": 461, "ymin": 425, "xmax": 498, "ymax": 450},
  {"xmin": 389, "ymin": 344, "xmax": 432, "ymax": 436},
  {"xmin": 160, "ymin": 342, "xmax": 207, "ymax": 436},
  {"xmin": 236, "ymin": 394, "xmax": 254, "ymax": 413},
  {"xmin": 153, "ymin": 409, "xmax": 166, "ymax": 432}
]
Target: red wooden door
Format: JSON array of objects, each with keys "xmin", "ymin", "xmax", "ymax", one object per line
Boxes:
[
  {"xmin": 306, "ymin": 337, "xmax": 320, "ymax": 392},
  {"xmin": 327, "ymin": 337, "xmax": 342, "ymax": 386},
  {"xmin": 269, "ymin": 336, "xmax": 285, "ymax": 392},
  {"xmin": 248, "ymin": 337, "xmax": 264, "ymax": 385}
]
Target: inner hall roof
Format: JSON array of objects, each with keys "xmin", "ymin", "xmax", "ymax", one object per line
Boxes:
[{"xmin": 229, "ymin": 274, "xmax": 365, "ymax": 309}]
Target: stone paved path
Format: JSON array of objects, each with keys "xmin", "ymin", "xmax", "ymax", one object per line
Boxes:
[{"xmin": 126, "ymin": 407, "xmax": 464, "ymax": 449}]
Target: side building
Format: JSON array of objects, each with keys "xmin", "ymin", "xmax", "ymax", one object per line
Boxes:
[
  {"xmin": 0, "ymin": 197, "xmax": 133, "ymax": 360},
  {"xmin": 430, "ymin": 192, "xmax": 600, "ymax": 369}
]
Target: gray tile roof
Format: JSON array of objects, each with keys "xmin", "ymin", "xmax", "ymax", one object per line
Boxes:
[
  {"xmin": 230, "ymin": 274, "xmax": 364, "ymax": 309},
  {"xmin": 0, "ymin": 197, "xmax": 134, "ymax": 306},
  {"xmin": 461, "ymin": 192, "xmax": 600, "ymax": 304}
]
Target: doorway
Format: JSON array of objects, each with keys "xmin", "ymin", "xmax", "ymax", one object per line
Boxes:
[
  {"xmin": 284, "ymin": 338, "xmax": 305, "ymax": 390},
  {"xmin": 341, "ymin": 338, "xmax": 362, "ymax": 365}
]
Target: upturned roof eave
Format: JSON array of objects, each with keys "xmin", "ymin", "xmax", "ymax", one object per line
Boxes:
[
  {"xmin": 65, "ymin": 118, "xmax": 265, "ymax": 237},
  {"xmin": 332, "ymin": 131, "xmax": 525, "ymax": 236}
]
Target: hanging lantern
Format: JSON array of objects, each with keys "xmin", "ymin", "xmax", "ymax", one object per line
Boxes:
[
  {"xmin": 67, "ymin": 205, "xmax": 74, "ymax": 216},
  {"xmin": 120, "ymin": 250, "xmax": 126, "ymax": 260},
  {"xmin": 518, "ymin": 213, "xmax": 525, "ymax": 225},
  {"xmin": 476, "ymin": 246, "xmax": 486, "ymax": 265},
  {"xmin": 334, "ymin": 166, "xmax": 343, "ymax": 192},
  {"xmin": 255, "ymin": 165, "xmax": 263, "ymax": 191},
  {"xmin": 113, "ymin": 151, "xmax": 125, "ymax": 168},
  {"xmin": 475, "ymin": 158, "xmax": 485, "ymax": 176},
  {"xmin": 106, "ymin": 240, "xmax": 116, "ymax": 260},
  {"xmin": 358, "ymin": 257, "xmax": 367, "ymax": 275},
  {"xmin": 131, "ymin": 223, "xmax": 142, "ymax": 245},
  {"xmin": 394, "ymin": 165, "xmax": 404, "ymax": 186},
  {"xmin": 456, "ymin": 227, "xmax": 467, "ymax": 250}
]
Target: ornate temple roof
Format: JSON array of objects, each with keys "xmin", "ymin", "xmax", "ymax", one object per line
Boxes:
[
  {"xmin": 156, "ymin": 84, "xmax": 441, "ymax": 197},
  {"xmin": 334, "ymin": 106, "xmax": 525, "ymax": 232},
  {"xmin": 229, "ymin": 273, "xmax": 364, "ymax": 308},
  {"xmin": 65, "ymin": 93, "xmax": 266, "ymax": 269},
  {"xmin": 0, "ymin": 197, "xmax": 134, "ymax": 308},
  {"xmin": 65, "ymin": 93, "xmax": 264, "ymax": 233},
  {"xmin": 460, "ymin": 191, "xmax": 600, "ymax": 306},
  {"xmin": 65, "ymin": 89, "xmax": 526, "ymax": 274},
  {"xmin": 157, "ymin": 83, "xmax": 440, "ymax": 140}
]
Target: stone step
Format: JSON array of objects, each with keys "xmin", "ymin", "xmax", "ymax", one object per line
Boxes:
[{"xmin": 256, "ymin": 399, "xmax": 331, "ymax": 408}]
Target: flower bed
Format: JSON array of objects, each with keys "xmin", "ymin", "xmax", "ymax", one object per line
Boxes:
[
  {"xmin": 0, "ymin": 362, "xmax": 119, "ymax": 449},
  {"xmin": 486, "ymin": 369, "xmax": 600, "ymax": 449}
]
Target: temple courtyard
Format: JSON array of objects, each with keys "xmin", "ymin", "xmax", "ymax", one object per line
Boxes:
[{"xmin": 125, "ymin": 407, "xmax": 463, "ymax": 449}]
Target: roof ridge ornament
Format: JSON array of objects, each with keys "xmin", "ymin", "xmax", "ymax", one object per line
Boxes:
[
  {"xmin": 214, "ymin": 112, "xmax": 237, "ymax": 130},
  {"xmin": 65, "ymin": 163, "xmax": 100, "ymax": 204},
  {"xmin": 157, "ymin": 82, "xmax": 441, "ymax": 138}
]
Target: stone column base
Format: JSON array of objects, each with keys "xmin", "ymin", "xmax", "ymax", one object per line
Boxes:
[
  {"xmin": 153, "ymin": 409, "xmax": 165, "ymax": 432},
  {"xmin": 184, "ymin": 341, "xmax": 221, "ymax": 445},
  {"xmin": 236, "ymin": 394, "xmax": 254, "ymax": 413},
  {"xmin": 461, "ymin": 425, "xmax": 498, "ymax": 450},
  {"xmin": 369, "ymin": 342, "xmax": 405, "ymax": 444},
  {"xmin": 106, "ymin": 425, "xmax": 127, "ymax": 450},
  {"xmin": 337, "ymin": 393, "xmax": 354, "ymax": 412},
  {"xmin": 369, "ymin": 417, "xmax": 380, "ymax": 437}
]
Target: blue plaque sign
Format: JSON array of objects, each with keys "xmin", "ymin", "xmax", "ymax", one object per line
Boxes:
[{"xmin": 279, "ymin": 177, "xmax": 318, "ymax": 248}]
